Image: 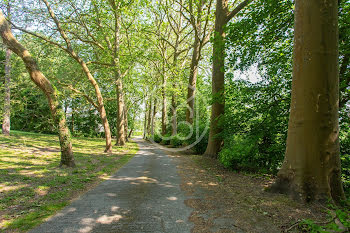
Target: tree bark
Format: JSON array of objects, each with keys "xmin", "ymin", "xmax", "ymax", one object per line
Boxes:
[
  {"xmin": 270, "ymin": 0, "xmax": 345, "ymax": 203},
  {"xmin": 0, "ymin": 12, "xmax": 75, "ymax": 167},
  {"xmin": 116, "ymin": 78, "xmax": 126, "ymax": 146},
  {"xmin": 2, "ymin": 5, "xmax": 10, "ymax": 136},
  {"xmin": 128, "ymin": 128, "xmax": 133, "ymax": 138},
  {"xmin": 186, "ymin": 36, "xmax": 200, "ymax": 124},
  {"xmin": 2, "ymin": 45, "xmax": 11, "ymax": 136},
  {"xmin": 124, "ymin": 105, "xmax": 129, "ymax": 142},
  {"xmin": 204, "ymin": 0, "xmax": 227, "ymax": 158},
  {"xmin": 171, "ymin": 93, "xmax": 177, "ymax": 136},
  {"xmin": 151, "ymin": 98, "xmax": 157, "ymax": 136},
  {"xmin": 161, "ymin": 73, "xmax": 167, "ymax": 135},
  {"xmin": 204, "ymin": 0, "xmax": 252, "ymax": 158},
  {"xmin": 147, "ymin": 99, "xmax": 152, "ymax": 137},
  {"xmin": 143, "ymin": 99, "xmax": 148, "ymax": 139}
]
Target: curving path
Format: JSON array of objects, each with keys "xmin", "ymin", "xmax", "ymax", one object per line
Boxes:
[{"xmin": 29, "ymin": 137, "xmax": 193, "ymax": 233}]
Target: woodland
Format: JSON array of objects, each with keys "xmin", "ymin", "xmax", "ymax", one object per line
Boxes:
[{"xmin": 0, "ymin": 0, "xmax": 349, "ymax": 224}]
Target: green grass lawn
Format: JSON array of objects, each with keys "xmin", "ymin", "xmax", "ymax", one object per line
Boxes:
[{"xmin": 0, "ymin": 130, "xmax": 138, "ymax": 232}]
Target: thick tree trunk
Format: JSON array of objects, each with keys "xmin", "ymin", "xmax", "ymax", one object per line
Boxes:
[
  {"xmin": 0, "ymin": 12, "xmax": 75, "ymax": 167},
  {"xmin": 2, "ymin": 47, "xmax": 11, "ymax": 136},
  {"xmin": 204, "ymin": 0, "xmax": 226, "ymax": 158},
  {"xmin": 116, "ymin": 78, "xmax": 126, "ymax": 146},
  {"xmin": 161, "ymin": 73, "xmax": 167, "ymax": 136},
  {"xmin": 186, "ymin": 32, "xmax": 201, "ymax": 125},
  {"xmin": 151, "ymin": 98, "xmax": 157, "ymax": 136},
  {"xmin": 270, "ymin": 0, "xmax": 345, "ymax": 203}
]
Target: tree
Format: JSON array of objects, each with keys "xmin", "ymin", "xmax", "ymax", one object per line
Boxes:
[
  {"xmin": 270, "ymin": 0, "xmax": 345, "ymax": 202},
  {"xmin": 2, "ymin": 3, "xmax": 10, "ymax": 135},
  {"xmin": 204, "ymin": 0, "xmax": 252, "ymax": 158},
  {"xmin": 12, "ymin": 0, "xmax": 114, "ymax": 152},
  {"xmin": 0, "ymin": 11, "xmax": 75, "ymax": 167},
  {"xmin": 179, "ymin": 0, "xmax": 214, "ymax": 124}
]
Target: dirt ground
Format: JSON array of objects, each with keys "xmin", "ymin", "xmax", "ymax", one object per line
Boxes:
[{"xmin": 172, "ymin": 153, "xmax": 329, "ymax": 233}]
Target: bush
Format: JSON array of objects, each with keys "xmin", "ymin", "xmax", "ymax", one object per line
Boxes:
[
  {"xmin": 153, "ymin": 134, "xmax": 162, "ymax": 143},
  {"xmin": 219, "ymin": 134, "xmax": 258, "ymax": 171},
  {"xmin": 185, "ymin": 123, "xmax": 209, "ymax": 154},
  {"xmin": 170, "ymin": 135, "xmax": 183, "ymax": 147}
]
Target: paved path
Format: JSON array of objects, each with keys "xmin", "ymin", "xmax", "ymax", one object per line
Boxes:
[{"xmin": 29, "ymin": 138, "xmax": 193, "ymax": 233}]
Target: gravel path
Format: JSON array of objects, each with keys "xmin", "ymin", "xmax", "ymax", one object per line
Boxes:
[{"xmin": 29, "ymin": 137, "xmax": 193, "ymax": 233}]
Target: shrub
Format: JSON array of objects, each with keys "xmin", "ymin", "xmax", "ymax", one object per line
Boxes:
[
  {"xmin": 153, "ymin": 134, "xmax": 162, "ymax": 143},
  {"xmin": 170, "ymin": 135, "xmax": 183, "ymax": 147}
]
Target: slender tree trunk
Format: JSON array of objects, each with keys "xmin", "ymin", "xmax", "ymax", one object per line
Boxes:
[
  {"xmin": 171, "ymin": 93, "xmax": 177, "ymax": 136},
  {"xmin": 270, "ymin": 0, "xmax": 345, "ymax": 203},
  {"xmin": 0, "ymin": 12, "xmax": 75, "ymax": 167},
  {"xmin": 2, "ymin": 5, "xmax": 11, "ymax": 136},
  {"xmin": 116, "ymin": 78, "xmax": 126, "ymax": 146},
  {"xmin": 204, "ymin": 0, "xmax": 226, "ymax": 158},
  {"xmin": 41, "ymin": 0, "xmax": 112, "ymax": 153},
  {"xmin": 186, "ymin": 30, "xmax": 201, "ymax": 124},
  {"xmin": 339, "ymin": 54, "xmax": 349, "ymax": 109},
  {"xmin": 143, "ymin": 99, "xmax": 148, "ymax": 139},
  {"xmin": 2, "ymin": 46, "xmax": 11, "ymax": 136},
  {"xmin": 151, "ymin": 98, "xmax": 157, "ymax": 136},
  {"xmin": 147, "ymin": 99, "xmax": 152, "ymax": 137},
  {"xmin": 161, "ymin": 73, "xmax": 167, "ymax": 135},
  {"xmin": 128, "ymin": 128, "xmax": 133, "ymax": 138},
  {"xmin": 124, "ymin": 105, "xmax": 129, "ymax": 142},
  {"xmin": 71, "ymin": 102, "xmax": 75, "ymax": 136}
]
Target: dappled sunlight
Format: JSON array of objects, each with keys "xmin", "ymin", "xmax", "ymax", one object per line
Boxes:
[
  {"xmin": 35, "ymin": 186, "xmax": 50, "ymax": 196},
  {"xmin": 0, "ymin": 183, "xmax": 29, "ymax": 193},
  {"xmin": 112, "ymin": 176, "xmax": 159, "ymax": 184},
  {"xmin": 0, "ymin": 131, "xmax": 139, "ymax": 231}
]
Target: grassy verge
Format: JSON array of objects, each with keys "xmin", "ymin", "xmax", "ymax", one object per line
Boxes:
[{"xmin": 0, "ymin": 130, "xmax": 138, "ymax": 232}]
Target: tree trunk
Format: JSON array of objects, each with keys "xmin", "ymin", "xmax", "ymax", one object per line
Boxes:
[
  {"xmin": 147, "ymin": 99, "xmax": 152, "ymax": 137},
  {"xmin": 2, "ymin": 5, "xmax": 11, "ymax": 136},
  {"xmin": 40, "ymin": 0, "xmax": 112, "ymax": 153},
  {"xmin": 171, "ymin": 94, "xmax": 177, "ymax": 136},
  {"xmin": 116, "ymin": 78, "xmax": 126, "ymax": 146},
  {"xmin": 204, "ymin": 0, "xmax": 227, "ymax": 158},
  {"xmin": 2, "ymin": 46, "xmax": 11, "ymax": 136},
  {"xmin": 162, "ymin": 73, "xmax": 167, "ymax": 135},
  {"xmin": 0, "ymin": 12, "xmax": 75, "ymax": 167},
  {"xmin": 270, "ymin": 0, "xmax": 345, "ymax": 203},
  {"xmin": 71, "ymin": 102, "xmax": 75, "ymax": 136},
  {"xmin": 128, "ymin": 128, "xmax": 133, "ymax": 138},
  {"xmin": 124, "ymin": 105, "xmax": 129, "ymax": 142},
  {"xmin": 186, "ymin": 29, "xmax": 201, "ymax": 125},
  {"xmin": 151, "ymin": 98, "xmax": 157, "ymax": 136},
  {"xmin": 143, "ymin": 99, "xmax": 148, "ymax": 139}
]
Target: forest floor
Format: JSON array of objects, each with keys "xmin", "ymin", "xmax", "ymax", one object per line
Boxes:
[
  {"xmin": 173, "ymin": 151, "xmax": 349, "ymax": 232},
  {"xmin": 0, "ymin": 131, "xmax": 138, "ymax": 232}
]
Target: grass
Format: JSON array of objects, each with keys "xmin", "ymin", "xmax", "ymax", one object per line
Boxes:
[{"xmin": 0, "ymin": 130, "xmax": 138, "ymax": 232}]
